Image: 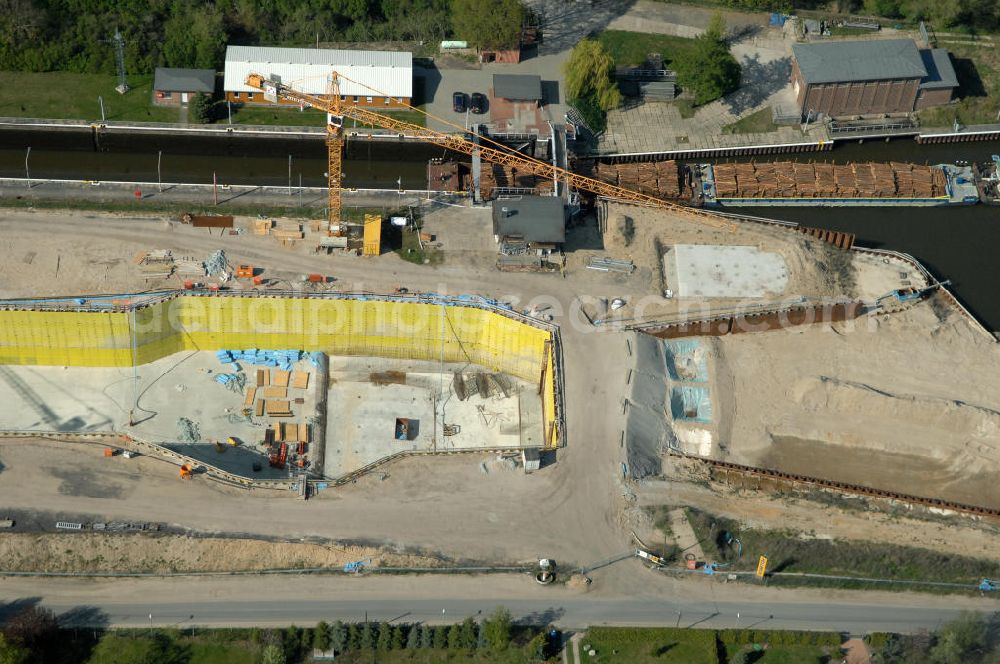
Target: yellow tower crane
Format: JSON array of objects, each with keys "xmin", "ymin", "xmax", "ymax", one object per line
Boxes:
[{"xmin": 245, "ymin": 72, "xmax": 733, "ymax": 230}]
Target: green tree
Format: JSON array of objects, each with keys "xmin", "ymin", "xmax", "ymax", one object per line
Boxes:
[
  {"xmin": 359, "ymin": 622, "xmax": 374, "ymax": 650},
  {"xmin": 405, "ymin": 624, "xmax": 420, "ymax": 649},
  {"xmin": 189, "ymin": 93, "xmax": 214, "ymax": 124},
  {"xmin": 929, "ymin": 612, "xmax": 990, "ymax": 664},
  {"xmin": 1, "ymin": 605, "xmax": 59, "ymax": 661},
  {"xmin": 0, "ymin": 635, "xmax": 27, "ymax": 664},
  {"xmin": 451, "ymin": 0, "xmax": 525, "ymax": 51},
  {"xmin": 419, "ymin": 624, "xmax": 433, "ymax": 649},
  {"xmin": 674, "ymin": 13, "xmax": 741, "ymax": 106},
  {"xmin": 864, "ymin": 0, "xmax": 903, "ymax": 18},
  {"xmin": 329, "ymin": 620, "xmax": 347, "ymax": 652},
  {"xmin": 347, "ymin": 623, "xmax": 360, "ymax": 651},
  {"xmin": 391, "ymin": 625, "xmax": 404, "ymax": 650},
  {"xmin": 460, "ymin": 617, "xmax": 478, "ymax": 649},
  {"xmin": 313, "ymin": 621, "xmax": 330, "ymax": 651},
  {"xmin": 564, "ymin": 38, "xmax": 621, "ymax": 131},
  {"xmin": 283, "ymin": 625, "xmax": 301, "ymax": 662},
  {"xmin": 432, "ymin": 625, "xmax": 447, "ymax": 649},
  {"xmin": 483, "ymin": 606, "xmax": 512, "ymax": 651},
  {"xmin": 261, "ymin": 643, "xmax": 286, "ymax": 664},
  {"xmin": 376, "ymin": 622, "xmax": 392, "ymax": 650},
  {"xmin": 447, "ymin": 623, "xmax": 462, "ymax": 649}
]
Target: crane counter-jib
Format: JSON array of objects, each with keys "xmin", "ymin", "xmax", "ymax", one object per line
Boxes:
[{"xmin": 244, "ymin": 72, "xmax": 734, "ymax": 229}]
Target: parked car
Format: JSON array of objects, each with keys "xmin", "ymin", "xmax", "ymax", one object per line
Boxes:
[
  {"xmin": 452, "ymin": 91, "xmax": 466, "ymax": 113},
  {"xmin": 470, "ymin": 92, "xmax": 486, "ymax": 114}
]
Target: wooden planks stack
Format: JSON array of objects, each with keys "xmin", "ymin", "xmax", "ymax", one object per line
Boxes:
[
  {"xmin": 590, "ymin": 160, "xmax": 688, "ymax": 199},
  {"xmin": 712, "ymin": 161, "xmax": 949, "ymax": 199},
  {"xmin": 477, "ymin": 164, "xmax": 553, "ymax": 200}
]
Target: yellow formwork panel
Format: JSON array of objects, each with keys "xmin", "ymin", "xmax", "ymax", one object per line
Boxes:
[
  {"xmin": 362, "ymin": 214, "xmax": 382, "ymax": 256},
  {"xmin": 0, "ymin": 295, "xmax": 561, "ymax": 448}
]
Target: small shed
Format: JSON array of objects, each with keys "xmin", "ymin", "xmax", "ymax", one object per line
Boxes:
[
  {"xmin": 493, "ymin": 74, "xmax": 542, "ymax": 102},
  {"xmin": 153, "ymin": 68, "xmax": 215, "ymax": 106},
  {"xmin": 522, "ymin": 448, "xmax": 541, "ymax": 472},
  {"xmin": 492, "ymin": 196, "xmax": 565, "ymax": 255},
  {"xmin": 917, "ymin": 48, "xmax": 959, "ymax": 110}
]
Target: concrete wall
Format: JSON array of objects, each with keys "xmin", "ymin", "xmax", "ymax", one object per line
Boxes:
[{"xmin": 0, "ymin": 293, "xmax": 561, "ymax": 448}]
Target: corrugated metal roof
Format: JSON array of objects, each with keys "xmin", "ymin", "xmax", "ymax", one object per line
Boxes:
[
  {"xmin": 154, "ymin": 67, "xmax": 215, "ymax": 93},
  {"xmin": 793, "ymin": 39, "xmax": 927, "ymax": 84},
  {"xmin": 492, "ymin": 196, "xmax": 565, "ymax": 243},
  {"xmin": 919, "ymin": 48, "xmax": 958, "ymax": 90},
  {"xmin": 493, "ymin": 74, "xmax": 542, "ymax": 100},
  {"xmin": 224, "ymin": 46, "xmax": 412, "ymax": 98}
]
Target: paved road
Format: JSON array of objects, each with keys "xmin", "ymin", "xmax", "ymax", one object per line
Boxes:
[{"xmin": 5, "ymin": 575, "xmax": 989, "ymax": 633}]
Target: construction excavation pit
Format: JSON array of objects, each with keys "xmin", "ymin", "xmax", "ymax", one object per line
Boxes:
[
  {"xmin": 0, "ymin": 292, "xmax": 562, "ymax": 485},
  {"xmin": 626, "ymin": 295, "xmax": 1000, "ymax": 510}
]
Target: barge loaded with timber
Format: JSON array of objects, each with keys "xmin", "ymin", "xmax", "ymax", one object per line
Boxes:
[{"xmin": 429, "ymin": 157, "xmax": 987, "ymax": 207}]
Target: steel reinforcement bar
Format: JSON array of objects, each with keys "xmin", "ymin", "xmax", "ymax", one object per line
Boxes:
[{"xmin": 678, "ymin": 453, "xmax": 1000, "ymax": 520}]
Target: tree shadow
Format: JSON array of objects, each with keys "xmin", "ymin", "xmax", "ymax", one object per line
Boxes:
[
  {"xmin": 951, "ymin": 58, "xmax": 987, "ymax": 98},
  {"xmin": 769, "ymin": 557, "xmax": 797, "ymax": 574},
  {"xmin": 723, "ymin": 54, "xmax": 791, "ymax": 116},
  {"xmin": 518, "ymin": 607, "xmax": 565, "ymax": 626},
  {"xmin": 527, "ymin": 0, "xmax": 639, "ymax": 55},
  {"xmin": 654, "ymin": 642, "xmax": 677, "ymax": 656}
]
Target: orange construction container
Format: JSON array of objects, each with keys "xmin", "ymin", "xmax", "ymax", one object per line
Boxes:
[
  {"xmin": 183, "ymin": 280, "xmax": 194, "ymax": 290},
  {"xmin": 103, "ymin": 447, "xmax": 114, "ymax": 457},
  {"xmin": 306, "ymin": 273, "xmax": 324, "ymax": 283},
  {"xmin": 236, "ymin": 265, "xmax": 254, "ymax": 278},
  {"xmin": 253, "ymin": 275, "xmax": 264, "ymax": 286}
]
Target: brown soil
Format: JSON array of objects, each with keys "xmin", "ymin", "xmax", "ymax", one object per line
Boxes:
[{"xmin": 0, "ymin": 533, "xmax": 442, "ymax": 573}]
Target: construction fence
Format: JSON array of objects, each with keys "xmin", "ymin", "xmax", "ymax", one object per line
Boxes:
[{"xmin": 0, "ymin": 292, "xmax": 563, "ymax": 449}]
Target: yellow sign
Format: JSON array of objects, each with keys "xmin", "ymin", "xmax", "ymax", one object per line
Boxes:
[{"xmin": 756, "ymin": 555, "xmax": 768, "ymax": 578}]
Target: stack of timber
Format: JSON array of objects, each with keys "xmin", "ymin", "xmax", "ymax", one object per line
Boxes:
[
  {"xmin": 132, "ymin": 250, "xmax": 175, "ymax": 278},
  {"xmin": 713, "ymin": 161, "xmax": 949, "ymax": 199},
  {"xmin": 587, "ymin": 161, "xmax": 688, "ymax": 199},
  {"xmin": 477, "ymin": 164, "xmax": 554, "ymax": 199}
]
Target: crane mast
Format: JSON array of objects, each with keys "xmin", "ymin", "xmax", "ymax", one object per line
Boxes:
[{"xmin": 245, "ymin": 72, "xmax": 732, "ymax": 230}]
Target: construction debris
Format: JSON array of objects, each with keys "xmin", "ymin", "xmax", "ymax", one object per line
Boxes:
[
  {"xmin": 176, "ymin": 417, "xmax": 201, "ymax": 443},
  {"xmin": 205, "ymin": 249, "xmax": 229, "ymax": 276},
  {"xmin": 587, "ymin": 256, "xmax": 636, "ymax": 274}
]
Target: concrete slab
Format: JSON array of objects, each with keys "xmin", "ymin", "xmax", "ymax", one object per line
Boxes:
[
  {"xmin": 322, "ymin": 361, "xmax": 539, "ymax": 479},
  {"xmin": 665, "ymin": 244, "xmax": 789, "ymax": 298}
]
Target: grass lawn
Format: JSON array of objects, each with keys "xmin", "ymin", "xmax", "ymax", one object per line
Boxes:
[
  {"xmin": 722, "ymin": 643, "xmax": 831, "ymax": 664},
  {"xmin": 230, "ymin": 105, "xmax": 428, "ymax": 129},
  {"xmin": 585, "ymin": 627, "xmax": 718, "ymax": 664},
  {"xmin": 680, "ymin": 506, "xmax": 1000, "ymax": 590},
  {"xmin": 396, "ymin": 225, "xmax": 443, "ymax": 266},
  {"xmin": 227, "ymin": 104, "xmax": 328, "ymax": 127},
  {"xmin": 0, "ymin": 71, "xmax": 177, "ymax": 122},
  {"xmin": 597, "ymin": 30, "xmax": 697, "ymax": 68},
  {"xmin": 722, "ymin": 107, "xmax": 778, "ymax": 134},
  {"xmin": 917, "ymin": 41, "xmax": 1000, "ymax": 128}
]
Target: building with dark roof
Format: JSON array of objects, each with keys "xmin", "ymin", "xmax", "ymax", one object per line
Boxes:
[
  {"xmin": 791, "ymin": 39, "xmax": 957, "ymax": 119},
  {"xmin": 493, "ymin": 74, "xmax": 542, "ymax": 102},
  {"xmin": 153, "ymin": 68, "xmax": 216, "ymax": 106},
  {"xmin": 492, "ymin": 196, "xmax": 565, "ymax": 255}
]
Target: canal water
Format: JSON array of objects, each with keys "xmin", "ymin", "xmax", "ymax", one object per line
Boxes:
[{"xmin": 0, "ymin": 126, "xmax": 998, "ymax": 328}]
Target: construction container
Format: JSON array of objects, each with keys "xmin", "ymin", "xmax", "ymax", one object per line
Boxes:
[
  {"xmin": 183, "ymin": 281, "xmax": 194, "ymax": 290},
  {"xmin": 306, "ymin": 274, "xmax": 324, "ymax": 283},
  {"xmin": 103, "ymin": 447, "xmax": 114, "ymax": 457},
  {"xmin": 236, "ymin": 265, "xmax": 254, "ymax": 278}
]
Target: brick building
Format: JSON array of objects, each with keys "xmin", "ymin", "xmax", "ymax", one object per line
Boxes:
[
  {"xmin": 152, "ymin": 68, "xmax": 215, "ymax": 106},
  {"xmin": 223, "ymin": 46, "xmax": 412, "ymax": 108},
  {"xmin": 792, "ymin": 39, "xmax": 957, "ymax": 120}
]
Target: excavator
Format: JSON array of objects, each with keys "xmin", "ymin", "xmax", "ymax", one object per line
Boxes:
[{"xmin": 244, "ymin": 71, "xmax": 733, "ymax": 231}]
